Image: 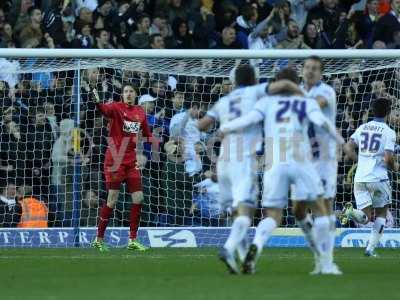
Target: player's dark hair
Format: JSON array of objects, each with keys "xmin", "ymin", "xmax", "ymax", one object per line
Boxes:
[
  {"xmin": 305, "ymin": 55, "xmax": 324, "ymax": 71},
  {"xmin": 122, "ymin": 83, "xmax": 137, "ymax": 98},
  {"xmin": 372, "ymin": 98, "xmax": 392, "ymax": 118},
  {"xmin": 235, "ymin": 64, "xmax": 256, "ymax": 87},
  {"xmin": 275, "ymin": 67, "xmax": 300, "ymax": 84}
]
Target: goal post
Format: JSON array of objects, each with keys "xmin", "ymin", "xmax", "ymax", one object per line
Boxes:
[{"xmin": 0, "ymin": 49, "xmax": 400, "ymax": 248}]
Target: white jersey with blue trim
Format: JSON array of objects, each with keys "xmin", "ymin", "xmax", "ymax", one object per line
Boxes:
[
  {"xmin": 207, "ymin": 83, "xmax": 267, "ymax": 159},
  {"xmin": 253, "ymin": 94, "xmax": 325, "ymax": 164},
  {"xmin": 351, "ymin": 119, "xmax": 396, "ymax": 183},
  {"xmin": 301, "ymin": 81, "xmax": 337, "ymax": 160}
]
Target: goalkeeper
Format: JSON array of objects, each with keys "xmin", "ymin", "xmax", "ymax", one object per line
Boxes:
[{"xmin": 91, "ymin": 84, "xmax": 152, "ymax": 252}]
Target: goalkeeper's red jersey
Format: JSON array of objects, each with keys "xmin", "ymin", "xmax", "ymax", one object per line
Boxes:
[{"xmin": 97, "ymin": 102, "xmax": 152, "ymax": 164}]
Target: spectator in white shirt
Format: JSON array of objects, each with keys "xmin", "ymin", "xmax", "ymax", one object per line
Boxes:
[
  {"xmin": 75, "ymin": 0, "xmax": 98, "ymax": 14},
  {"xmin": 288, "ymin": 0, "xmax": 318, "ymax": 31},
  {"xmin": 248, "ymin": 7, "xmax": 287, "ymax": 66},
  {"xmin": 169, "ymin": 102, "xmax": 204, "ymax": 177},
  {"xmin": 0, "ymin": 58, "xmax": 19, "ymax": 88}
]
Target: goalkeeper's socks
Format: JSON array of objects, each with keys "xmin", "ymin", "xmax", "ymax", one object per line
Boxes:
[
  {"xmin": 297, "ymin": 215, "xmax": 318, "ymax": 256},
  {"xmin": 130, "ymin": 203, "xmax": 143, "ymax": 240},
  {"xmin": 224, "ymin": 215, "xmax": 251, "ymax": 253},
  {"xmin": 351, "ymin": 209, "xmax": 369, "ymax": 225},
  {"xmin": 253, "ymin": 217, "xmax": 277, "ymax": 254},
  {"xmin": 366, "ymin": 217, "xmax": 385, "ymax": 252},
  {"xmin": 97, "ymin": 204, "xmax": 113, "ymax": 238},
  {"xmin": 313, "ymin": 216, "xmax": 330, "ymax": 266}
]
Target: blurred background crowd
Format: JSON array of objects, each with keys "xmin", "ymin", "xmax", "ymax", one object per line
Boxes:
[
  {"xmin": 1, "ymin": 0, "xmax": 400, "ymax": 50},
  {"xmin": 0, "ymin": 0, "xmax": 400, "ymax": 229}
]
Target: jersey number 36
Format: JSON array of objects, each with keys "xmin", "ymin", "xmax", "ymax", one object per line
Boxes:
[{"xmin": 360, "ymin": 132, "xmax": 382, "ymax": 152}]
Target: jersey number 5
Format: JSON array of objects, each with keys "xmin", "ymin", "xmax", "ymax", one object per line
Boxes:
[
  {"xmin": 229, "ymin": 99, "xmax": 241, "ymax": 120},
  {"xmin": 360, "ymin": 132, "xmax": 382, "ymax": 152}
]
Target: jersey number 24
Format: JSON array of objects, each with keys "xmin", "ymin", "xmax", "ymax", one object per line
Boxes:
[{"xmin": 276, "ymin": 100, "xmax": 306, "ymax": 123}]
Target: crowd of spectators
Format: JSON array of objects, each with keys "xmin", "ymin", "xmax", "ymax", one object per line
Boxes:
[
  {"xmin": 1, "ymin": 0, "xmax": 400, "ymax": 51},
  {"xmin": 1, "ymin": 0, "xmax": 400, "ymax": 228}
]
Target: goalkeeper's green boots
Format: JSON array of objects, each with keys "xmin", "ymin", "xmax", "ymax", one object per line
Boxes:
[
  {"xmin": 339, "ymin": 202, "xmax": 354, "ymax": 225},
  {"xmin": 127, "ymin": 239, "xmax": 148, "ymax": 251},
  {"xmin": 92, "ymin": 239, "xmax": 110, "ymax": 252}
]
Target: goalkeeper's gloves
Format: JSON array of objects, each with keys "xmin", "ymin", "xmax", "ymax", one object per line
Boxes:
[{"xmin": 93, "ymin": 88, "xmax": 100, "ymax": 103}]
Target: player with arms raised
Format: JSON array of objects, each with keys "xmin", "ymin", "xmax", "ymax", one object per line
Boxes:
[
  {"xmin": 198, "ymin": 65, "xmax": 303, "ymax": 274},
  {"xmin": 220, "ymin": 68, "xmax": 344, "ymax": 275},
  {"xmin": 301, "ymin": 56, "xmax": 340, "ymax": 273},
  {"xmin": 92, "ymin": 84, "xmax": 152, "ymax": 252},
  {"xmin": 343, "ymin": 98, "xmax": 397, "ymax": 257}
]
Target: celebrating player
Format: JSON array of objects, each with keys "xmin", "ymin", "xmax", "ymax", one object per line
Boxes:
[
  {"xmin": 342, "ymin": 98, "xmax": 397, "ymax": 257},
  {"xmin": 220, "ymin": 68, "xmax": 344, "ymax": 275},
  {"xmin": 197, "ymin": 65, "xmax": 303, "ymax": 274},
  {"xmin": 301, "ymin": 56, "xmax": 340, "ymax": 273},
  {"xmin": 92, "ymin": 84, "xmax": 152, "ymax": 252}
]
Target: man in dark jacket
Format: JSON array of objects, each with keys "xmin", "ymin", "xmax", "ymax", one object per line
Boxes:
[
  {"xmin": 26, "ymin": 107, "xmax": 53, "ymax": 198},
  {"xmin": 306, "ymin": 0, "xmax": 343, "ymax": 44},
  {"xmin": 373, "ymin": 0, "xmax": 400, "ymax": 44},
  {"xmin": 356, "ymin": 0, "xmax": 380, "ymax": 48},
  {"xmin": 0, "ymin": 183, "xmax": 21, "ymax": 227}
]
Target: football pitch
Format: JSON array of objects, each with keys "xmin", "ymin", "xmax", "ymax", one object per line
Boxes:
[{"xmin": 0, "ymin": 248, "xmax": 398, "ymax": 300}]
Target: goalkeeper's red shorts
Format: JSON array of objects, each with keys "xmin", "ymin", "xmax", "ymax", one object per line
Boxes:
[{"xmin": 104, "ymin": 161, "xmax": 142, "ymax": 193}]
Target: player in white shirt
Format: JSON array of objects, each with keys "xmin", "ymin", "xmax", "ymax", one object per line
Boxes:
[
  {"xmin": 220, "ymin": 68, "xmax": 344, "ymax": 275},
  {"xmin": 197, "ymin": 65, "xmax": 303, "ymax": 274},
  {"xmin": 301, "ymin": 56, "xmax": 339, "ymax": 273},
  {"xmin": 343, "ymin": 98, "xmax": 398, "ymax": 257}
]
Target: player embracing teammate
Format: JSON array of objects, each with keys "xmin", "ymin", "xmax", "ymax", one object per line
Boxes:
[
  {"xmin": 197, "ymin": 65, "xmax": 303, "ymax": 273},
  {"xmin": 300, "ymin": 56, "xmax": 342, "ymax": 274},
  {"xmin": 201, "ymin": 60, "xmax": 347, "ymax": 275},
  {"xmin": 220, "ymin": 66, "xmax": 343, "ymax": 275}
]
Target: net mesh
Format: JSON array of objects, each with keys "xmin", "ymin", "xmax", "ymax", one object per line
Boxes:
[{"xmin": 0, "ymin": 56, "xmax": 399, "ymax": 236}]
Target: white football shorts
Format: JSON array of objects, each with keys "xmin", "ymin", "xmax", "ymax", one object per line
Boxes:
[
  {"xmin": 262, "ymin": 162, "xmax": 324, "ymax": 208},
  {"xmin": 354, "ymin": 180, "xmax": 392, "ymax": 210},
  {"xmin": 217, "ymin": 155, "xmax": 258, "ymax": 211},
  {"xmin": 313, "ymin": 159, "xmax": 337, "ymax": 199}
]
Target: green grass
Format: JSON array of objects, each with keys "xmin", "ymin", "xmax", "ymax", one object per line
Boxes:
[{"xmin": 0, "ymin": 248, "xmax": 399, "ymax": 300}]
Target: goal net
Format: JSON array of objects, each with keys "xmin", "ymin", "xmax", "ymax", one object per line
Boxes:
[{"xmin": 0, "ymin": 50, "xmax": 399, "ymax": 247}]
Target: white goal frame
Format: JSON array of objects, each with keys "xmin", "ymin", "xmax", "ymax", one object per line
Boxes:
[
  {"xmin": 1, "ymin": 49, "xmax": 400, "ymax": 249},
  {"xmin": 0, "ymin": 48, "xmax": 400, "ymax": 59}
]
